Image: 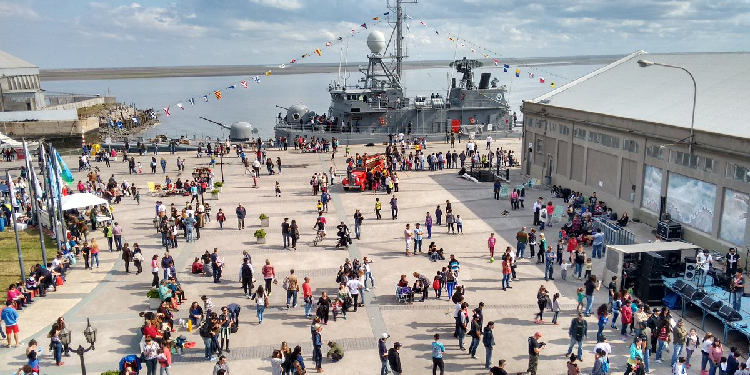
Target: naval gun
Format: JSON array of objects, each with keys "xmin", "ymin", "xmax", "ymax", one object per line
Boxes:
[{"xmin": 199, "ymin": 116, "xmax": 257, "ymax": 142}]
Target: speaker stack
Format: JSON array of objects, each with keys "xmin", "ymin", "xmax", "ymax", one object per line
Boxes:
[
  {"xmin": 700, "ymin": 295, "xmax": 723, "ymax": 312},
  {"xmin": 637, "ymin": 253, "xmax": 668, "ymax": 304},
  {"xmin": 684, "ymin": 258, "xmax": 697, "ymax": 281},
  {"xmin": 718, "ymin": 305, "xmax": 744, "ymax": 322}
]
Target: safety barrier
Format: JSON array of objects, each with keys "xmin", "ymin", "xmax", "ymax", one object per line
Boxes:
[{"xmin": 593, "ymin": 217, "xmax": 636, "ymax": 245}]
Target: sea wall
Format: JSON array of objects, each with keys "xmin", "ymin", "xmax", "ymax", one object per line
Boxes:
[
  {"xmin": 44, "ymin": 96, "xmax": 116, "ymax": 111},
  {"xmin": 0, "ymin": 116, "xmax": 99, "ymax": 138}
]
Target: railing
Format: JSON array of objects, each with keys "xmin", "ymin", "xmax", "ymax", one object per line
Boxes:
[{"xmin": 593, "ymin": 217, "xmax": 636, "ymax": 245}]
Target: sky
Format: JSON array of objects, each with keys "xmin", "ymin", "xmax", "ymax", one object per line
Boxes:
[{"xmin": 1, "ymin": 0, "xmax": 748, "ymax": 69}]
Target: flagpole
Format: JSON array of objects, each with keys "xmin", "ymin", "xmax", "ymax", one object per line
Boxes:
[
  {"xmin": 41, "ymin": 144, "xmax": 63, "ymax": 253},
  {"xmin": 50, "ymin": 146, "xmax": 68, "ymax": 244},
  {"xmin": 23, "ymin": 140, "xmax": 48, "ymax": 266},
  {"xmin": 6, "ymin": 171, "xmax": 26, "ymax": 281}
]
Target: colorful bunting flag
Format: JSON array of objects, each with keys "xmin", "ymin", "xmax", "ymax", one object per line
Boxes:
[
  {"xmin": 265, "ymin": 70, "xmax": 272, "ymax": 76},
  {"xmin": 253, "ymin": 76, "xmax": 261, "ymax": 83},
  {"xmin": 131, "ymin": 116, "xmax": 138, "ymax": 123},
  {"xmin": 202, "ymin": 95, "xmax": 209, "ymax": 102},
  {"xmin": 279, "ymin": 64, "xmax": 286, "ymax": 69},
  {"xmin": 177, "ymin": 102, "xmax": 184, "ymax": 110},
  {"xmin": 360, "ymin": 23, "xmax": 367, "ymax": 29},
  {"xmin": 227, "ymin": 85, "xmax": 236, "ymax": 89},
  {"xmin": 372, "ymin": 17, "xmax": 379, "ymax": 21},
  {"xmin": 163, "ymin": 107, "xmax": 171, "ymax": 116},
  {"xmin": 550, "ymin": 82, "xmax": 556, "ymax": 88},
  {"xmin": 315, "ymin": 49, "xmax": 322, "ymax": 56},
  {"xmin": 54, "ymin": 149, "xmax": 74, "ymax": 186},
  {"xmin": 515, "ymin": 68, "xmax": 520, "ymax": 77},
  {"xmin": 188, "ymin": 98, "xmax": 195, "ymax": 105},
  {"xmin": 539, "ymin": 77, "xmax": 545, "ymax": 83},
  {"xmin": 325, "ymin": 42, "xmax": 331, "ymax": 47},
  {"xmin": 240, "ymin": 80, "xmax": 248, "ymax": 89},
  {"xmin": 214, "ymin": 90, "xmax": 222, "ymax": 100},
  {"xmin": 493, "ymin": 58, "xmax": 499, "ymax": 66},
  {"xmin": 290, "ymin": 59, "xmax": 296, "ymax": 63}
]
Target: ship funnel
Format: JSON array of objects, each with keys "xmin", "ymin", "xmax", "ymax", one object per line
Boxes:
[
  {"xmin": 478, "ymin": 73, "xmax": 491, "ymax": 89},
  {"xmin": 367, "ymin": 31, "xmax": 386, "ymax": 54}
]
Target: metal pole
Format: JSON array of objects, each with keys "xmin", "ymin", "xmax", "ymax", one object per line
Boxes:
[
  {"xmin": 24, "ymin": 140, "xmax": 47, "ymax": 264},
  {"xmin": 395, "ymin": 0, "xmax": 403, "ymax": 80},
  {"xmin": 51, "ymin": 146, "xmax": 68, "ymax": 244},
  {"xmin": 647, "ymin": 62, "xmax": 697, "ymax": 154},
  {"xmin": 6, "ymin": 172, "xmax": 25, "ymax": 280}
]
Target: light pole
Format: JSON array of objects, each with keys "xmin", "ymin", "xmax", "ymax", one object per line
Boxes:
[
  {"xmin": 637, "ymin": 59, "xmax": 697, "ymax": 154},
  {"xmin": 62, "ymin": 318, "xmax": 97, "ymax": 375}
]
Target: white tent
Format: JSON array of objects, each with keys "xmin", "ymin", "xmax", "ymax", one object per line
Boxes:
[{"xmin": 61, "ymin": 193, "xmax": 109, "ymax": 211}]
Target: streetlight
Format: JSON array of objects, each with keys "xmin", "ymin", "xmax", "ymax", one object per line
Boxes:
[
  {"xmin": 636, "ymin": 59, "xmax": 697, "ymax": 154},
  {"xmin": 63, "ymin": 318, "xmax": 97, "ymax": 375}
]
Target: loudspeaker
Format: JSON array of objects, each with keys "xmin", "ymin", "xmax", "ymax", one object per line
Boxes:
[
  {"xmin": 718, "ymin": 305, "xmax": 743, "ymax": 322},
  {"xmin": 637, "ymin": 279, "xmax": 666, "ymax": 304},
  {"xmin": 673, "ymin": 279, "xmax": 687, "ymax": 292},
  {"xmin": 684, "ymin": 260, "xmax": 697, "ymax": 281},
  {"xmin": 681, "ymin": 284, "xmax": 696, "ymax": 298},
  {"xmin": 690, "ymin": 289, "xmax": 706, "ymax": 301},
  {"xmin": 701, "ymin": 296, "xmax": 723, "ymax": 311}
]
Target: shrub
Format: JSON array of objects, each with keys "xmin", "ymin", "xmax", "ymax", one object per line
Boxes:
[
  {"xmin": 146, "ymin": 289, "xmax": 160, "ymax": 299},
  {"xmin": 258, "ymin": 213, "xmax": 269, "ymax": 220},
  {"xmin": 214, "ymin": 181, "xmax": 223, "ymax": 188},
  {"xmin": 254, "ymin": 229, "xmax": 267, "ymax": 238}
]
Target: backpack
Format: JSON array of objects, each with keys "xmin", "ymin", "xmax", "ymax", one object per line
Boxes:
[
  {"xmin": 432, "ymin": 279, "xmax": 441, "ymax": 290},
  {"xmin": 198, "ymin": 322, "xmax": 212, "ymax": 338},
  {"xmin": 601, "ymin": 358, "xmax": 610, "ymax": 373}
]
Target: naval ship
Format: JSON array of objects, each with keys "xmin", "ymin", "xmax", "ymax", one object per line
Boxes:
[{"xmin": 274, "ymin": 0, "xmax": 513, "ymax": 144}]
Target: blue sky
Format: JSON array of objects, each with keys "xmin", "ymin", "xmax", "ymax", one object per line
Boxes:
[{"xmin": 1, "ymin": 0, "xmax": 748, "ymax": 68}]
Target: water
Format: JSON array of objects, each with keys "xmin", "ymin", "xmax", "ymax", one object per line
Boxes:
[{"xmin": 41, "ymin": 63, "xmax": 602, "ymax": 139}]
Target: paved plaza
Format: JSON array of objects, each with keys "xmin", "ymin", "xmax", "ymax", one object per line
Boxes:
[{"xmin": 1, "ymin": 138, "xmax": 729, "ymax": 375}]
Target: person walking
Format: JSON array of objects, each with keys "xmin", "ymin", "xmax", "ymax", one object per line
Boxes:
[
  {"xmin": 435, "ymin": 205, "xmax": 443, "ymax": 226},
  {"xmin": 516, "ymin": 227, "xmax": 528, "ymax": 259},
  {"xmin": 483, "ymin": 321, "xmax": 495, "ymax": 369},
  {"xmin": 151, "ymin": 255, "xmax": 160, "ymax": 287},
  {"xmin": 284, "ymin": 269, "xmax": 299, "ymax": 309},
  {"xmin": 390, "ymin": 196, "xmax": 398, "ymax": 220},
  {"xmin": 303, "ymin": 277, "xmax": 313, "ymax": 318},
  {"xmin": 403, "ymin": 224, "xmax": 413, "ymax": 256},
  {"xmin": 544, "ymin": 245, "xmax": 556, "ymax": 281},
  {"xmin": 281, "ymin": 218, "xmax": 291, "ymax": 249},
  {"xmin": 312, "ymin": 324, "xmax": 323, "ymax": 373},
  {"xmin": 235, "ymin": 204, "xmax": 246, "ymax": 230},
  {"xmin": 671, "ymin": 319, "xmax": 687, "ymax": 367},
  {"xmin": 468, "ymin": 315, "xmax": 482, "ymax": 358},
  {"xmin": 251, "ymin": 286, "xmax": 268, "ymax": 324},
  {"xmin": 566, "ymin": 313, "xmax": 588, "ymax": 360},
  {"xmin": 262, "ymin": 260, "xmax": 276, "ymax": 296},
  {"xmin": 113, "ymin": 222, "xmax": 124, "ymax": 251},
  {"xmin": 431, "ymin": 333, "xmax": 446, "ymax": 375},
  {"xmin": 354, "ymin": 210, "xmax": 363, "ymax": 240},
  {"xmin": 375, "ymin": 198, "xmax": 382, "ymax": 220},
  {"xmin": 425, "ymin": 212, "xmax": 433, "ymax": 239},
  {"xmin": 240, "ymin": 258, "xmax": 253, "ymax": 298}
]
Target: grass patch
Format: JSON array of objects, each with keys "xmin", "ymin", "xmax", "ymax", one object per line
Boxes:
[{"xmin": 0, "ymin": 229, "xmax": 56, "ymax": 288}]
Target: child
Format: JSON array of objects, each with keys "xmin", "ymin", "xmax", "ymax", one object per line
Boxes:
[
  {"xmin": 433, "ymin": 274, "xmax": 442, "ymax": 299},
  {"xmin": 137, "ymin": 161, "xmax": 143, "ymax": 174},
  {"xmin": 275, "ymin": 182, "xmax": 281, "ymax": 198},
  {"xmin": 455, "ymin": 215, "xmax": 463, "ymax": 234},
  {"xmin": 316, "ymin": 200, "xmax": 323, "ymax": 214},
  {"xmin": 584, "ymin": 258, "xmax": 593, "ymax": 279},
  {"xmin": 576, "ymin": 287, "xmax": 585, "ymax": 313},
  {"xmin": 685, "ymin": 328, "xmax": 699, "ymax": 368},
  {"xmin": 551, "ymin": 293, "xmax": 561, "ymax": 325},
  {"xmin": 561, "ymin": 258, "xmax": 570, "ymax": 280},
  {"xmin": 672, "ymin": 356, "xmax": 687, "ymax": 375}
]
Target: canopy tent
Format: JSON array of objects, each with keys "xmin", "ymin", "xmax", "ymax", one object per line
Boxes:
[{"xmin": 61, "ymin": 193, "xmax": 109, "ymax": 211}]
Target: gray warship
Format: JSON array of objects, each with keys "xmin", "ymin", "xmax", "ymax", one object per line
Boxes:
[{"xmin": 274, "ymin": 0, "xmax": 513, "ymax": 144}]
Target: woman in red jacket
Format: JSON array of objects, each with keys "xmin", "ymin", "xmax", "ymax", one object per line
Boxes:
[{"xmin": 620, "ymin": 300, "xmax": 633, "ymax": 339}]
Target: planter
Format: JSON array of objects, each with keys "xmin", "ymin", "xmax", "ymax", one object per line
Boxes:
[
  {"xmin": 256, "ymin": 237, "xmax": 266, "ymax": 244},
  {"xmin": 260, "ymin": 218, "xmax": 270, "ymax": 227},
  {"xmin": 148, "ymin": 298, "xmax": 161, "ymax": 310}
]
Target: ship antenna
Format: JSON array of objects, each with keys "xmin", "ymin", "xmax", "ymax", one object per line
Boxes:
[{"xmin": 390, "ymin": 0, "xmax": 417, "ymax": 82}]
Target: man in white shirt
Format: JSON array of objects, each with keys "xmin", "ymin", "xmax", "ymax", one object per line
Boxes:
[
  {"xmin": 593, "ymin": 336, "xmax": 612, "ymax": 356},
  {"xmin": 403, "ymin": 224, "xmax": 413, "ymax": 256},
  {"xmin": 486, "ymin": 135, "xmax": 492, "ymax": 150},
  {"xmin": 346, "ymin": 278, "xmax": 363, "ymax": 311},
  {"xmin": 697, "ymin": 250, "xmax": 712, "ymax": 286}
]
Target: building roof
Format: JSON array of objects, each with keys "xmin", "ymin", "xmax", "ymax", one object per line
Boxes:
[
  {"xmin": 529, "ymin": 51, "xmax": 750, "ymax": 139},
  {"xmin": 0, "ymin": 49, "xmax": 39, "ymax": 76}
]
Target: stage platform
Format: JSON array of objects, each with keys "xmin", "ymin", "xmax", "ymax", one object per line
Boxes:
[{"xmin": 664, "ymin": 276, "xmax": 750, "ymax": 342}]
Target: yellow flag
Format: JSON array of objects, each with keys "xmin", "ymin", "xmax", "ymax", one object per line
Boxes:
[
  {"xmin": 265, "ymin": 70, "xmax": 272, "ymax": 76},
  {"xmin": 550, "ymin": 82, "xmax": 556, "ymax": 88}
]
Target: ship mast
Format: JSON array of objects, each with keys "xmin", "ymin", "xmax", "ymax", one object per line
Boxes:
[{"xmin": 395, "ymin": 0, "xmax": 403, "ymax": 80}]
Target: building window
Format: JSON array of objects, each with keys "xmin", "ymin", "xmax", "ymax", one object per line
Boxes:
[
  {"xmin": 703, "ymin": 157, "xmax": 714, "ymax": 173},
  {"xmin": 600, "ymin": 134, "xmax": 620, "ymax": 148},
  {"xmin": 574, "ymin": 128, "xmax": 586, "ymax": 140},
  {"xmin": 559, "ymin": 125, "xmax": 570, "ymax": 136},
  {"xmin": 646, "ymin": 145, "xmax": 664, "ymax": 160},
  {"xmin": 672, "ymin": 150, "xmax": 699, "ymax": 169},
  {"xmin": 536, "ymin": 139, "xmax": 544, "ymax": 154},
  {"xmin": 726, "ymin": 163, "xmax": 750, "ymax": 182},
  {"xmin": 623, "ymin": 140, "xmax": 639, "ymax": 153},
  {"xmin": 588, "ymin": 131, "xmax": 600, "ymax": 143}
]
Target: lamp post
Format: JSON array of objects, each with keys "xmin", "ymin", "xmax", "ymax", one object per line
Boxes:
[
  {"xmin": 65, "ymin": 318, "xmax": 97, "ymax": 375},
  {"xmin": 637, "ymin": 59, "xmax": 697, "ymax": 154}
]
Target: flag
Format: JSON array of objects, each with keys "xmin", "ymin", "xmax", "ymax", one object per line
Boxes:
[
  {"xmin": 539, "ymin": 77, "xmax": 545, "ymax": 83},
  {"xmin": 515, "ymin": 68, "xmax": 520, "ymax": 77},
  {"xmin": 550, "ymin": 82, "xmax": 556, "ymax": 88},
  {"xmin": 163, "ymin": 107, "xmax": 171, "ymax": 116},
  {"xmin": 54, "ymin": 149, "xmax": 74, "ymax": 186},
  {"xmin": 149, "ymin": 111, "xmax": 157, "ymax": 119},
  {"xmin": 420, "ymin": 20, "xmax": 425, "ymax": 25},
  {"xmin": 492, "ymin": 58, "xmax": 499, "ymax": 66},
  {"xmin": 503, "ymin": 64, "xmax": 510, "ymax": 69},
  {"xmin": 279, "ymin": 64, "xmax": 286, "ymax": 69},
  {"xmin": 177, "ymin": 102, "xmax": 184, "ymax": 110},
  {"xmin": 108, "ymin": 118, "xmax": 115, "ymax": 127},
  {"xmin": 383, "ymin": 11, "xmax": 389, "ymax": 15},
  {"xmin": 337, "ymin": 36, "xmax": 343, "ymax": 40},
  {"xmin": 214, "ymin": 90, "xmax": 222, "ymax": 100},
  {"xmin": 448, "ymin": 37, "xmax": 454, "ymax": 41},
  {"xmin": 202, "ymin": 95, "xmax": 209, "ymax": 102},
  {"xmin": 435, "ymin": 30, "xmax": 439, "ymax": 35},
  {"xmin": 22, "ymin": 141, "xmax": 42, "ymax": 199},
  {"xmin": 131, "ymin": 116, "xmax": 139, "ymax": 123},
  {"xmin": 325, "ymin": 42, "xmax": 331, "ymax": 47},
  {"xmin": 6, "ymin": 171, "xmax": 17, "ymax": 208},
  {"xmin": 290, "ymin": 59, "xmax": 296, "ymax": 63},
  {"xmin": 253, "ymin": 76, "xmax": 261, "ymax": 83},
  {"xmin": 315, "ymin": 49, "xmax": 322, "ymax": 56},
  {"xmin": 188, "ymin": 97, "xmax": 195, "ymax": 105},
  {"xmin": 529, "ymin": 72, "xmax": 534, "ymax": 79},
  {"xmin": 373, "ymin": 17, "xmax": 379, "ymax": 21},
  {"xmin": 265, "ymin": 70, "xmax": 272, "ymax": 76},
  {"xmin": 116, "ymin": 121, "xmax": 123, "ymax": 129},
  {"xmin": 240, "ymin": 80, "xmax": 248, "ymax": 88},
  {"xmin": 361, "ymin": 23, "xmax": 367, "ymax": 29},
  {"xmin": 227, "ymin": 84, "xmax": 236, "ymax": 89}
]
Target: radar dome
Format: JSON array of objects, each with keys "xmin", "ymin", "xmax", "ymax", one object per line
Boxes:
[
  {"xmin": 286, "ymin": 104, "xmax": 310, "ymax": 123},
  {"xmin": 367, "ymin": 31, "xmax": 386, "ymax": 54},
  {"xmin": 230, "ymin": 121, "xmax": 254, "ymax": 141}
]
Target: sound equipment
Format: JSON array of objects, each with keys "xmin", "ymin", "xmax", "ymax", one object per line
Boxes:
[
  {"xmin": 658, "ymin": 220, "xmax": 683, "ymax": 241},
  {"xmin": 714, "ymin": 273, "xmax": 731, "ymax": 290},
  {"xmin": 681, "ymin": 284, "xmax": 697, "ymax": 298},
  {"xmin": 701, "ymin": 296, "xmax": 723, "ymax": 311},
  {"xmin": 684, "ymin": 259, "xmax": 697, "ymax": 281},
  {"xmin": 673, "ymin": 279, "xmax": 687, "ymax": 292},
  {"xmin": 690, "ymin": 289, "xmax": 706, "ymax": 301},
  {"xmin": 718, "ymin": 305, "xmax": 744, "ymax": 322}
]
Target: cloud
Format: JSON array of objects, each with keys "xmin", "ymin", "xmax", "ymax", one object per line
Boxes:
[
  {"xmin": 248, "ymin": 0, "xmax": 303, "ymax": 10},
  {"xmin": 0, "ymin": 2, "xmax": 39, "ymax": 19},
  {"xmin": 89, "ymin": 2, "xmax": 207, "ymax": 38}
]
